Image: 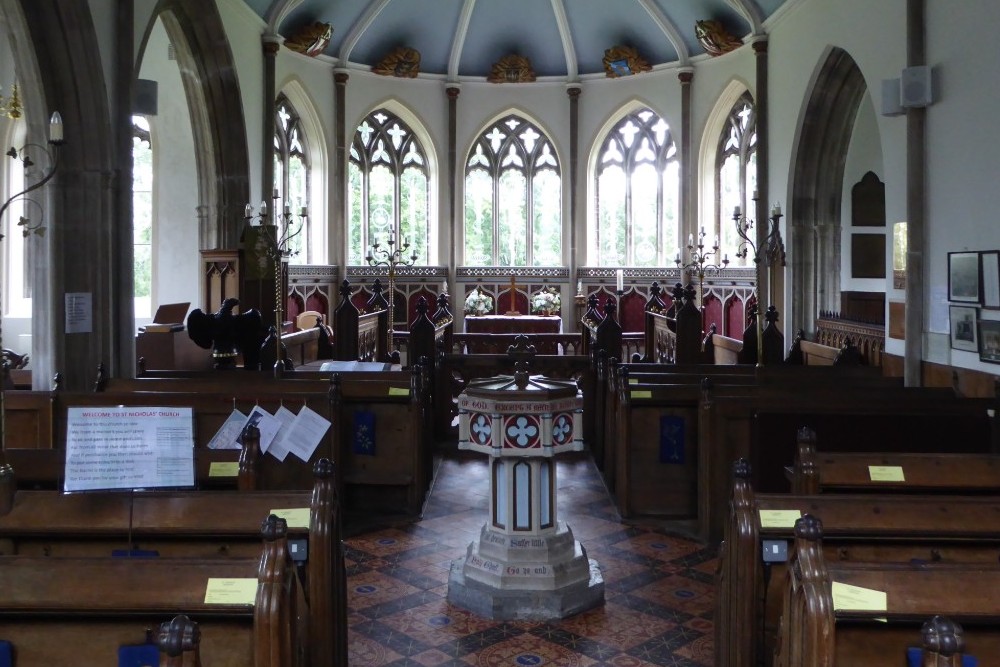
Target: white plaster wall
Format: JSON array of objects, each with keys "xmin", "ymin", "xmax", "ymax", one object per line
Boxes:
[
  {"xmin": 923, "ymin": 0, "xmax": 1000, "ymax": 370},
  {"xmin": 840, "ymin": 92, "xmax": 885, "ymax": 295},
  {"xmin": 218, "ymin": 0, "xmax": 266, "ymax": 205},
  {"xmin": 138, "ymin": 18, "xmax": 200, "ymax": 319}
]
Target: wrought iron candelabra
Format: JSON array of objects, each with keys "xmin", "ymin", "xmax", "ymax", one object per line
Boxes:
[
  {"xmin": 732, "ymin": 199, "xmax": 787, "ymax": 366},
  {"xmin": 366, "ymin": 235, "xmax": 417, "ymax": 362},
  {"xmin": 675, "ymin": 227, "xmax": 729, "ymax": 329},
  {"xmin": 244, "ymin": 194, "xmax": 306, "ymax": 377}
]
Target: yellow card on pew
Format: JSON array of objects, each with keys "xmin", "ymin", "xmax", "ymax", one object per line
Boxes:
[
  {"xmin": 205, "ymin": 578, "xmax": 257, "ymax": 605},
  {"xmin": 208, "ymin": 462, "xmax": 239, "ymax": 477},
  {"xmin": 629, "ymin": 378, "xmax": 638, "ymax": 385},
  {"xmin": 758, "ymin": 509, "xmax": 801, "ymax": 528},
  {"xmin": 868, "ymin": 465, "xmax": 905, "ymax": 482},
  {"xmin": 631, "ymin": 390, "xmax": 652, "ymax": 399},
  {"xmin": 831, "ymin": 581, "xmax": 887, "ymax": 612},
  {"xmin": 388, "ymin": 386, "xmax": 410, "ymax": 396},
  {"xmin": 269, "ymin": 507, "xmax": 310, "ymax": 528}
]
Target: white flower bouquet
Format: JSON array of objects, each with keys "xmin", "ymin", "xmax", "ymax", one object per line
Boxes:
[
  {"xmin": 531, "ymin": 287, "xmax": 561, "ymax": 315},
  {"xmin": 464, "ymin": 288, "xmax": 493, "ymax": 316}
]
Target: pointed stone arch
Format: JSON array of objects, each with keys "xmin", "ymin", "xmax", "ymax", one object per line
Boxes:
[
  {"xmin": 789, "ymin": 46, "xmax": 869, "ymax": 335},
  {"xmin": 137, "ymin": 0, "xmax": 250, "ymax": 250}
]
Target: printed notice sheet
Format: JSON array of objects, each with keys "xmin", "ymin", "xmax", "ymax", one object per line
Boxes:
[
  {"xmin": 265, "ymin": 405, "xmax": 298, "ymax": 461},
  {"xmin": 284, "ymin": 405, "xmax": 331, "ymax": 462},
  {"xmin": 64, "ymin": 406, "xmax": 194, "ymax": 492},
  {"xmin": 207, "ymin": 409, "xmax": 248, "ymax": 450},
  {"xmin": 241, "ymin": 406, "xmax": 282, "ymax": 453}
]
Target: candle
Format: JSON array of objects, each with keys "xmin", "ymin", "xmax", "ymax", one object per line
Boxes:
[
  {"xmin": 734, "ymin": 205, "xmax": 741, "ymax": 217},
  {"xmin": 259, "ymin": 199, "xmax": 267, "ymax": 217},
  {"xmin": 300, "ymin": 205, "xmax": 308, "ymax": 217},
  {"xmin": 49, "ymin": 111, "xmax": 64, "ymax": 143},
  {"xmin": 752, "ymin": 189, "xmax": 758, "ymax": 201},
  {"xmin": 616, "ymin": 269, "xmax": 624, "ymax": 291},
  {"xmin": 675, "ymin": 252, "xmax": 681, "ymax": 264},
  {"xmin": 688, "ymin": 233, "xmax": 694, "ymax": 246},
  {"xmin": 577, "ymin": 279, "xmax": 583, "ymax": 295},
  {"xmin": 772, "ymin": 203, "xmax": 782, "ymax": 216},
  {"xmin": 443, "ymin": 280, "xmax": 449, "ymax": 294},
  {"xmin": 723, "ymin": 253, "xmax": 729, "ymax": 263},
  {"xmin": 244, "ymin": 203, "xmax": 252, "ymax": 218},
  {"xmin": 272, "ymin": 188, "xmax": 279, "ymax": 199},
  {"xmin": 714, "ymin": 235, "xmax": 719, "ymax": 249}
]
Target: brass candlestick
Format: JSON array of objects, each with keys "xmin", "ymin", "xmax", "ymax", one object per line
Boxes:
[
  {"xmin": 366, "ymin": 235, "xmax": 417, "ymax": 362},
  {"xmin": 732, "ymin": 199, "xmax": 786, "ymax": 366},
  {"xmin": 675, "ymin": 228, "xmax": 729, "ymax": 331},
  {"xmin": 244, "ymin": 194, "xmax": 306, "ymax": 377}
]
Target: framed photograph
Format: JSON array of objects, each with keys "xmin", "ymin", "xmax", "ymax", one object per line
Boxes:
[
  {"xmin": 981, "ymin": 251, "xmax": 1000, "ymax": 308},
  {"xmin": 978, "ymin": 319, "xmax": 1000, "ymax": 364},
  {"xmin": 948, "ymin": 251, "xmax": 981, "ymax": 303},
  {"xmin": 949, "ymin": 305, "xmax": 978, "ymax": 352}
]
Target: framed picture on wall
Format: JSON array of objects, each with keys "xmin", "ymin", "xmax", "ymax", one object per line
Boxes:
[
  {"xmin": 978, "ymin": 318, "xmax": 1000, "ymax": 364},
  {"xmin": 949, "ymin": 305, "xmax": 978, "ymax": 352},
  {"xmin": 981, "ymin": 251, "xmax": 1000, "ymax": 308},
  {"xmin": 948, "ymin": 251, "xmax": 981, "ymax": 303}
]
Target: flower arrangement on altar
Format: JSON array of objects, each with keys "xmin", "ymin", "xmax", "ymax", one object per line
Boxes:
[
  {"xmin": 531, "ymin": 287, "xmax": 561, "ymax": 316},
  {"xmin": 464, "ymin": 287, "xmax": 493, "ymax": 316}
]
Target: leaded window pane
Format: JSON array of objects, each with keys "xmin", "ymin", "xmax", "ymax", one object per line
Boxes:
[{"xmin": 463, "ymin": 114, "xmax": 561, "ymax": 266}]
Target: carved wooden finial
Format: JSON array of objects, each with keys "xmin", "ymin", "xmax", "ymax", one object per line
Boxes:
[
  {"xmin": 416, "ymin": 296, "xmax": 428, "ymax": 316},
  {"xmin": 158, "ymin": 614, "xmax": 194, "ymax": 659},
  {"xmin": 922, "ymin": 615, "xmax": 965, "ymax": 657},
  {"xmin": 671, "ymin": 283, "xmax": 685, "ymax": 303},
  {"xmin": 732, "ymin": 457, "xmax": 751, "ymax": 480},
  {"xmin": 313, "ymin": 457, "xmax": 334, "ymax": 479},
  {"xmin": 339, "ymin": 280, "xmax": 352, "ymax": 300},
  {"xmin": 793, "ymin": 513, "xmax": 823, "ymax": 541},
  {"xmin": 261, "ymin": 513, "xmax": 289, "ymax": 541}
]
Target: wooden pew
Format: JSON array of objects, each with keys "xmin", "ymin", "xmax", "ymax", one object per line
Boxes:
[
  {"xmin": 329, "ymin": 368, "xmax": 431, "ymax": 516},
  {"xmin": 772, "ymin": 515, "xmax": 1000, "ymax": 666},
  {"xmin": 703, "ymin": 324, "xmax": 744, "ymax": 365},
  {"xmin": 332, "ymin": 278, "xmax": 386, "ymax": 362},
  {"xmin": 717, "ymin": 459, "xmax": 1000, "ymax": 667},
  {"xmin": 602, "ymin": 363, "xmax": 894, "ymax": 522},
  {"xmin": 785, "ymin": 328, "xmax": 863, "ymax": 366},
  {"xmin": 791, "ymin": 426, "xmax": 1000, "ymax": 495},
  {"xmin": 697, "ymin": 382, "xmax": 998, "ymax": 541},
  {"xmin": 0, "ymin": 456, "xmax": 347, "ymax": 666},
  {"xmin": 0, "ymin": 514, "xmax": 307, "ymax": 667}
]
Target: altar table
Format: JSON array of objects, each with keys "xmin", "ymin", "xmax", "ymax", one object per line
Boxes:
[{"xmin": 464, "ymin": 315, "xmax": 562, "ymax": 335}]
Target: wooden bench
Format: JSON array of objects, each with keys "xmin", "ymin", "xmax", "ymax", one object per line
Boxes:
[
  {"xmin": 0, "ymin": 514, "xmax": 307, "ymax": 666},
  {"xmin": 697, "ymin": 382, "xmax": 999, "ymax": 541},
  {"xmin": 0, "ymin": 455, "xmax": 347, "ymax": 666},
  {"xmin": 772, "ymin": 514, "xmax": 1000, "ymax": 666},
  {"xmin": 717, "ymin": 458, "xmax": 1000, "ymax": 667},
  {"xmin": 791, "ymin": 426, "xmax": 1000, "ymax": 494},
  {"xmin": 786, "ymin": 328, "xmax": 863, "ymax": 366}
]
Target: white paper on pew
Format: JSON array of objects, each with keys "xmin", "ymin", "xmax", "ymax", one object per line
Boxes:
[
  {"xmin": 64, "ymin": 406, "xmax": 194, "ymax": 492},
  {"xmin": 284, "ymin": 405, "xmax": 331, "ymax": 462},
  {"xmin": 266, "ymin": 405, "xmax": 298, "ymax": 461},
  {"xmin": 206, "ymin": 409, "xmax": 248, "ymax": 450},
  {"xmin": 243, "ymin": 406, "xmax": 282, "ymax": 454}
]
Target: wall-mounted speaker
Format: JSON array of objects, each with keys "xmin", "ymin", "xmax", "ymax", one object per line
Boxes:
[
  {"xmin": 900, "ymin": 65, "xmax": 933, "ymax": 108},
  {"xmin": 134, "ymin": 79, "xmax": 159, "ymax": 117},
  {"xmin": 881, "ymin": 78, "xmax": 903, "ymax": 116}
]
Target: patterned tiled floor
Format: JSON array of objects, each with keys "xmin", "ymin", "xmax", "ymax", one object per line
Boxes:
[{"xmin": 345, "ymin": 453, "xmax": 717, "ymax": 666}]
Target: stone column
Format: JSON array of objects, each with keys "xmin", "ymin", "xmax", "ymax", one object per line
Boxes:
[
  {"xmin": 678, "ymin": 69, "xmax": 693, "ymax": 252},
  {"xmin": 447, "ymin": 84, "xmax": 460, "ymax": 276},
  {"xmin": 904, "ymin": 0, "xmax": 926, "ymax": 387},
  {"xmin": 333, "ymin": 70, "xmax": 349, "ymax": 269},
  {"xmin": 567, "ymin": 84, "xmax": 581, "ymax": 329},
  {"xmin": 752, "ymin": 37, "xmax": 771, "ymax": 319}
]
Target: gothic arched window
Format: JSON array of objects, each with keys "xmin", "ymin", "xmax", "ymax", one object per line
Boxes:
[
  {"xmin": 464, "ymin": 115, "xmax": 561, "ymax": 266},
  {"xmin": 274, "ymin": 96, "xmax": 311, "ymax": 263},
  {"xmin": 717, "ymin": 93, "xmax": 757, "ymax": 265},
  {"xmin": 349, "ymin": 109, "xmax": 429, "ymax": 265},
  {"xmin": 132, "ymin": 115, "xmax": 153, "ymax": 318},
  {"xmin": 594, "ymin": 108, "xmax": 679, "ymax": 267}
]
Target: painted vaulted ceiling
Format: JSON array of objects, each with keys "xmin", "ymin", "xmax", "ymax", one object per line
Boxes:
[{"xmin": 243, "ymin": 0, "xmax": 789, "ymax": 80}]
